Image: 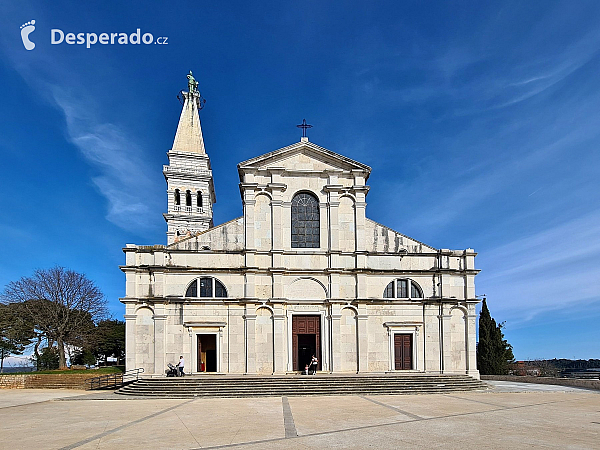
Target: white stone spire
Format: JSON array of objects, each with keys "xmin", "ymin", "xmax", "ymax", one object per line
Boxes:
[
  {"xmin": 163, "ymin": 77, "xmax": 216, "ymax": 245},
  {"xmin": 172, "ymin": 91, "xmax": 206, "ymax": 154}
]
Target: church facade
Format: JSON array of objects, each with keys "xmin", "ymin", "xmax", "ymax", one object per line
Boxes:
[{"xmin": 121, "ymin": 85, "xmax": 481, "ymax": 378}]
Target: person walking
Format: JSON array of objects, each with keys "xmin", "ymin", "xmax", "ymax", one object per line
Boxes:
[{"xmin": 177, "ymin": 355, "xmax": 185, "ymax": 377}]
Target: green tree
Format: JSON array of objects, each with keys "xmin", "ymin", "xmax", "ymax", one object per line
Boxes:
[
  {"xmin": 2, "ymin": 267, "xmax": 107, "ymax": 369},
  {"xmin": 0, "ymin": 303, "xmax": 35, "ymax": 373},
  {"xmin": 90, "ymin": 320, "xmax": 125, "ymax": 365},
  {"xmin": 477, "ymin": 298, "xmax": 515, "ymax": 375},
  {"xmin": 71, "ymin": 348, "xmax": 96, "ymax": 366},
  {"xmin": 36, "ymin": 346, "xmax": 60, "ymax": 370}
]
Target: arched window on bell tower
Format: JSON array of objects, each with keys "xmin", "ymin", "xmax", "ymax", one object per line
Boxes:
[
  {"xmin": 174, "ymin": 189, "xmax": 180, "ymax": 206},
  {"xmin": 197, "ymin": 191, "xmax": 203, "ymax": 208},
  {"xmin": 186, "ymin": 190, "xmax": 192, "ymax": 207}
]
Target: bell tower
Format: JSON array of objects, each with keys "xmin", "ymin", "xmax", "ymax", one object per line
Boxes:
[{"xmin": 163, "ymin": 71, "xmax": 216, "ymax": 244}]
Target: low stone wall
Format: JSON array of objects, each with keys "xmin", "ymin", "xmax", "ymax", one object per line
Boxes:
[
  {"xmin": 0, "ymin": 375, "xmax": 27, "ymax": 389},
  {"xmin": 481, "ymin": 375, "xmax": 600, "ymax": 391},
  {"xmin": 0, "ymin": 373, "xmax": 103, "ymax": 389}
]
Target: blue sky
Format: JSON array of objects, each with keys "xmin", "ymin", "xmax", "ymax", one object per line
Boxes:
[{"xmin": 1, "ymin": 1, "xmax": 599, "ymax": 360}]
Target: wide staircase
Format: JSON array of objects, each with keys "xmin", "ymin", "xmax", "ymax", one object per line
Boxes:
[{"xmin": 117, "ymin": 374, "xmax": 488, "ymax": 398}]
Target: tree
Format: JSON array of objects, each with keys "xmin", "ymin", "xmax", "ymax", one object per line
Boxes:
[
  {"xmin": 36, "ymin": 346, "xmax": 60, "ymax": 370},
  {"xmin": 0, "ymin": 303, "xmax": 35, "ymax": 372},
  {"xmin": 477, "ymin": 298, "xmax": 515, "ymax": 375},
  {"xmin": 71, "ymin": 347, "xmax": 96, "ymax": 366},
  {"xmin": 2, "ymin": 267, "xmax": 107, "ymax": 369},
  {"xmin": 90, "ymin": 319, "xmax": 125, "ymax": 365}
]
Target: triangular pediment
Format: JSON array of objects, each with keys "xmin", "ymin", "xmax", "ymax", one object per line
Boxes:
[{"xmin": 237, "ymin": 140, "xmax": 371, "ymax": 174}]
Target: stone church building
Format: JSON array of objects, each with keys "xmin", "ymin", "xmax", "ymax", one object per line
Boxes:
[{"xmin": 121, "ymin": 83, "xmax": 481, "ymax": 378}]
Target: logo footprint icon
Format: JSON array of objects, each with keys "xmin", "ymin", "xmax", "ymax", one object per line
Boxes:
[{"xmin": 20, "ymin": 20, "xmax": 36, "ymax": 50}]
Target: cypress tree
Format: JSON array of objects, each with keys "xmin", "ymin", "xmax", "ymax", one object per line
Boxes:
[{"xmin": 477, "ymin": 298, "xmax": 514, "ymax": 375}]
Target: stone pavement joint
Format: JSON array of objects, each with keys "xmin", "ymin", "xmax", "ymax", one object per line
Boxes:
[
  {"xmin": 196, "ymin": 395, "xmax": 594, "ymax": 449},
  {"xmin": 281, "ymin": 396, "xmax": 297, "ymax": 438},
  {"xmin": 359, "ymin": 395, "xmax": 423, "ymax": 420},
  {"xmin": 2, "ymin": 387, "xmax": 599, "ymax": 449},
  {"xmin": 443, "ymin": 393, "xmax": 506, "ymax": 407},
  {"xmin": 58, "ymin": 398, "xmax": 196, "ymax": 450}
]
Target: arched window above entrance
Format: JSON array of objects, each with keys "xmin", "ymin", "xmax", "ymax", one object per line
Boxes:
[
  {"xmin": 291, "ymin": 192, "xmax": 320, "ymax": 248},
  {"xmin": 383, "ymin": 279, "xmax": 423, "ymax": 299},
  {"xmin": 185, "ymin": 277, "xmax": 227, "ymax": 298}
]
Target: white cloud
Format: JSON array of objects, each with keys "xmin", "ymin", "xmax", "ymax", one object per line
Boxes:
[
  {"xmin": 0, "ymin": 27, "xmax": 163, "ymax": 234},
  {"xmin": 52, "ymin": 90, "xmax": 160, "ymax": 231},
  {"xmin": 478, "ymin": 212, "xmax": 600, "ymax": 323}
]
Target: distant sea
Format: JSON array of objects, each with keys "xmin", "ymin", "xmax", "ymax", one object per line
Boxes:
[{"xmin": 0, "ymin": 367, "xmax": 35, "ymax": 373}]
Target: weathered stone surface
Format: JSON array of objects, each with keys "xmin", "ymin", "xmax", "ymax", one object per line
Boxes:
[{"xmin": 121, "ymin": 93, "xmax": 480, "ymax": 378}]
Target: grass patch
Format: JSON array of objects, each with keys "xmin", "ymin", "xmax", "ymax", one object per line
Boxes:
[{"xmin": 1, "ymin": 366, "xmax": 124, "ymax": 376}]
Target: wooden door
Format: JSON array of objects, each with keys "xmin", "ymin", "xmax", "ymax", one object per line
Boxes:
[
  {"xmin": 292, "ymin": 315, "xmax": 321, "ymax": 371},
  {"xmin": 394, "ymin": 334, "xmax": 413, "ymax": 370}
]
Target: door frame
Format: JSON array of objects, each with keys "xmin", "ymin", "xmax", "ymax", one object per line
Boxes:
[
  {"xmin": 384, "ymin": 322, "xmax": 421, "ymax": 372},
  {"xmin": 193, "ymin": 332, "xmax": 220, "ymax": 373},
  {"xmin": 287, "ymin": 312, "xmax": 327, "ymax": 372}
]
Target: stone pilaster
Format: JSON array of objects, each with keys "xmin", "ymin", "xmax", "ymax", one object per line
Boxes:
[
  {"xmin": 124, "ymin": 313, "xmax": 136, "ymax": 372},
  {"xmin": 273, "ymin": 308, "xmax": 287, "ymax": 374},
  {"xmin": 440, "ymin": 306, "xmax": 453, "ymax": 374},
  {"xmin": 244, "ymin": 311, "xmax": 257, "ymax": 374},
  {"xmin": 153, "ymin": 305, "xmax": 167, "ymax": 376},
  {"xmin": 357, "ymin": 305, "xmax": 369, "ymax": 372},
  {"xmin": 354, "ymin": 202, "xmax": 367, "ymax": 253},
  {"xmin": 467, "ymin": 306, "xmax": 479, "ymax": 378},
  {"xmin": 319, "ymin": 202, "xmax": 328, "ymax": 251},
  {"xmin": 329, "ymin": 304, "xmax": 342, "ymax": 372}
]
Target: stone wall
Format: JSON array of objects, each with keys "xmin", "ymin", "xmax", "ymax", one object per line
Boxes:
[
  {"xmin": 0, "ymin": 373, "xmax": 102, "ymax": 389},
  {"xmin": 481, "ymin": 375, "xmax": 600, "ymax": 391}
]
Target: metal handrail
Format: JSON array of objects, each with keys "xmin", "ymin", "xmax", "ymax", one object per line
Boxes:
[{"xmin": 86, "ymin": 368, "xmax": 145, "ymax": 390}]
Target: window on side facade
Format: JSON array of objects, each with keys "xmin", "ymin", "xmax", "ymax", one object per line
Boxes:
[
  {"xmin": 185, "ymin": 277, "xmax": 227, "ymax": 298},
  {"xmin": 383, "ymin": 279, "xmax": 423, "ymax": 299}
]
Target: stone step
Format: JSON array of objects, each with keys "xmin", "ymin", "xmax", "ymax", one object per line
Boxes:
[
  {"xmin": 126, "ymin": 380, "xmax": 479, "ymax": 388},
  {"xmin": 117, "ymin": 375, "xmax": 487, "ymax": 397},
  {"xmin": 130, "ymin": 376, "xmax": 478, "ymax": 384},
  {"xmin": 125, "ymin": 380, "xmax": 482, "ymax": 388},
  {"xmin": 118, "ymin": 387, "xmax": 482, "ymax": 396}
]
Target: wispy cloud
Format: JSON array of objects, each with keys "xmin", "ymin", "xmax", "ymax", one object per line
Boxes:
[
  {"xmin": 0, "ymin": 16, "xmax": 162, "ymax": 234},
  {"xmin": 51, "ymin": 89, "xmax": 160, "ymax": 231},
  {"xmin": 478, "ymin": 211, "xmax": 600, "ymax": 323}
]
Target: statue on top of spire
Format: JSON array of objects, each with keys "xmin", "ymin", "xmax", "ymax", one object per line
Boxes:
[{"xmin": 187, "ymin": 70, "xmax": 199, "ymax": 94}]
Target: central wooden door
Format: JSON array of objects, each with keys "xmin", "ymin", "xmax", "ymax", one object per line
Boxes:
[
  {"xmin": 292, "ymin": 315, "xmax": 321, "ymax": 371},
  {"xmin": 394, "ymin": 334, "xmax": 413, "ymax": 370}
]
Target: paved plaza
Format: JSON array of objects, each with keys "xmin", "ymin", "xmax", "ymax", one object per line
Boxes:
[{"xmin": 0, "ymin": 382, "xmax": 598, "ymax": 449}]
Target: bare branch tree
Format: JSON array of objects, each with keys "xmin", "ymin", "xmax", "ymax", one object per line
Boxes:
[{"xmin": 2, "ymin": 266, "xmax": 107, "ymax": 369}]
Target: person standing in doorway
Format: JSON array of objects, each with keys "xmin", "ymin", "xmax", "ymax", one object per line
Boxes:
[
  {"xmin": 178, "ymin": 355, "xmax": 185, "ymax": 377},
  {"xmin": 310, "ymin": 355, "xmax": 318, "ymax": 375}
]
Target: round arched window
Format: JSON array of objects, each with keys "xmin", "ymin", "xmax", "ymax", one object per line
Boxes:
[
  {"xmin": 383, "ymin": 279, "xmax": 423, "ymax": 299},
  {"xmin": 185, "ymin": 277, "xmax": 227, "ymax": 298},
  {"xmin": 291, "ymin": 192, "xmax": 320, "ymax": 248}
]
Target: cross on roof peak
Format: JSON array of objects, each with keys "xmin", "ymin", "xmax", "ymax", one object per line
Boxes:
[{"xmin": 296, "ymin": 119, "xmax": 313, "ymax": 139}]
